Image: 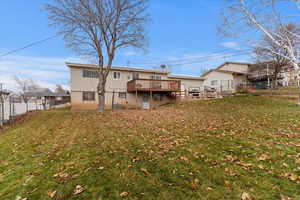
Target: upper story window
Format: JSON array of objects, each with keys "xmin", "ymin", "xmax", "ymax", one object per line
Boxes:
[
  {"xmin": 113, "ymin": 71, "xmax": 121, "ymax": 80},
  {"xmin": 211, "ymin": 80, "xmax": 218, "ymax": 86},
  {"xmin": 132, "ymin": 72, "xmax": 139, "ymax": 80},
  {"xmin": 150, "ymin": 75, "xmax": 162, "ymax": 80},
  {"xmin": 83, "ymin": 70, "xmax": 99, "ymax": 78}
]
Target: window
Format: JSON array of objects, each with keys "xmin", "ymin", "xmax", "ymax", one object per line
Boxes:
[
  {"xmin": 118, "ymin": 92, "xmax": 126, "ymax": 99},
  {"xmin": 132, "ymin": 72, "xmax": 139, "ymax": 80},
  {"xmin": 150, "ymin": 75, "xmax": 162, "ymax": 80},
  {"xmin": 82, "ymin": 92, "xmax": 95, "ymax": 101},
  {"xmin": 83, "ymin": 70, "xmax": 99, "ymax": 78},
  {"xmin": 113, "ymin": 71, "xmax": 121, "ymax": 80},
  {"xmin": 153, "ymin": 94, "xmax": 163, "ymax": 101},
  {"xmin": 211, "ymin": 80, "xmax": 218, "ymax": 86},
  {"xmin": 189, "ymin": 87, "xmax": 200, "ymax": 92}
]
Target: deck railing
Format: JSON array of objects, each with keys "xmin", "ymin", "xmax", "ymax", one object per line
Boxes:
[{"xmin": 127, "ymin": 79, "xmax": 181, "ymax": 92}]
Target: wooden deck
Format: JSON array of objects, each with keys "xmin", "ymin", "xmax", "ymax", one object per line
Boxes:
[{"xmin": 127, "ymin": 79, "xmax": 181, "ymax": 92}]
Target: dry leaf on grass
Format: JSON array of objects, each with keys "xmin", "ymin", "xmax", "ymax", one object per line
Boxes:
[
  {"xmin": 120, "ymin": 192, "xmax": 129, "ymax": 197},
  {"xmin": 53, "ymin": 172, "xmax": 69, "ymax": 178},
  {"xmin": 140, "ymin": 168, "xmax": 149, "ymax": 174},
  {"xmin": 15, "ymin": 196, "xmax": 27, "ymax": 200},
  {"xmin": 47, "ymin": 191, "xmax": 57, "ymax": 198},
  {"xmin": 241, "ymin": 192, "xmax": 253, "ymax": 200},
  {"xmin": 258, "ymin": 154, "xmax": 270, "ymax": 161},
  {"xmin": 74, "ymin": 185, "xmax": 84, "ymax": 195},
  {"xmin": 280, "ymin": 195, "xmax": 291, "ymax": 200},
  {"xmin": 180, "ymin": 156, "xmax": 189, "ymax": 161}
]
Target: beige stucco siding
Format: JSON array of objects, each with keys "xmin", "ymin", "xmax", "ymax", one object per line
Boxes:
[
  {"xmin": 203, "ymin": 71, "xmax": 248, "ymax": 91},
  {"xmin": 179, "ymin": 79, "xmax": 204, "ymax": 91},
  {"xmin": 203, "ymin": 71, "xmax": 233, "ymax": 88},
  {"xmin": 70, "ymin": 67, "xmax": 170, "ymax": 109},
  {"xmin": 71, "ymin": 67, "xmax": 168, "ymax": 92},
  {"xmin": 219, "ymin": 63, "xmax": 249, "ymax": 73}
]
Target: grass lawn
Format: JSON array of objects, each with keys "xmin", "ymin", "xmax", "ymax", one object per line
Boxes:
[{"xmin": 0, "ymin": 97, "xmax": 300, "ymax": 200}]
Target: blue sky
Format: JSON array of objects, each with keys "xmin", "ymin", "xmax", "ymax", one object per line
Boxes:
[{"xmin": 0, "ymin": 0, "xmax": 260, "ymax": 90}]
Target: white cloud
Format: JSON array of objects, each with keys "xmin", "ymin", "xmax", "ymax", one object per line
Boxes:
[
  {"xmin": 0, "ymin": 54, "xmax": 86, "ymax": 91},
  {"xmin": 221, "ymin": 42, "xmax": 241, "ymax": 50}
]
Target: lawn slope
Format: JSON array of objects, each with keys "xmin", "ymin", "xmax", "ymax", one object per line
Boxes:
[{"xmin": 0, "ymin": 97, "xmax": 299, "ymax": 200}]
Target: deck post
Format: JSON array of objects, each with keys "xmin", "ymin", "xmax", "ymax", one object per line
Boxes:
[
  {"xmin": 135, "ymin": 90, "xmax": 138, "ymax": 109},
  {"xmin": 150, "ymin": 89, "xmax": 153, "ymax": 110}
]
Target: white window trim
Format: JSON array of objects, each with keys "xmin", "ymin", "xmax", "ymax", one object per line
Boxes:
[{"xmin": 113, "ymin": 71, "xmax": 121, "ymax": 80}]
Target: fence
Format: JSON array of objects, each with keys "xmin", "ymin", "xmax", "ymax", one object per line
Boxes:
[{"xmin": 0, "ymin": 97, "xmax": 69, "ymax": 125}]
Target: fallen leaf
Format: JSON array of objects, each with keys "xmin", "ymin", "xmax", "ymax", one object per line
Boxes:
[
  {"xmin": 241, "ymin": 192, "xmax": 252, "ymax": 200},
  {"xmin": 47, "ymin": 191, "xmax": 57, "ymax": 198},
  {"xmin": 74, "ymin": 185, "xmax": 84, "ymax": 195},
  {"xmin": 180, "ymin": 156, "xmax": 189, "ymax": 161},
  {"xmin": 120, "ymin": 192, "xmax": 129, "ymax": 198},
  {"xmin": 140, "ymin": 168, "xmax": 149, "ymax": 174},
  {"xmin": 258, "ymin": 154, "xmax": 270, "ymax": 161},
  {"xmin": 224, "ymin": 155, "xmax": 238, "ymax": 162},
  {"xmin": 258, "ymin": 164, "xmax": 264, "ymax": 169},
  {"xmin": 15, "ymin": 196, "xmax": 27, "ymax": 200},
  {"xmin": 281, "ymin": 195, "xmax": 291, "ymax": 200},
  {"xmin": 53, "ymin": 172, "xmax": 69, "ymax": 178}
]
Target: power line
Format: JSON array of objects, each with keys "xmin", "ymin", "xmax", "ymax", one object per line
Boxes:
[
  {"xmin": 141, "ymin": 50, "xmax": 252, "ymax": 70},
  {"xmin": 131, "ymin": 48, "xmax": 252, "ymax": 65},
  {"xmin": 0, "ymin": 35, "xmax": 59, "ymax": 58},
  {"xmin": 169, "ymin": 51, "xmax": 252, "ymax": 66}
]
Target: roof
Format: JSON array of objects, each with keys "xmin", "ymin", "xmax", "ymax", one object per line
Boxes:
[
  {"xmin": 0, "ymin": 90, "xmax": 10, "ymax": 95},
  {"xmin": 216, "ymin": 62, "xmax": 252, "ymax": 70},
  {"xmin": 201, "ymin": 69, "xmax": 248, "ymax": 77},
  {"xmin": 168, "ymin": 75, "xmax": 205, "ymax": 81},
  {"xmin": 24, "ymin": 88, "xmax": 55, "ymax": 97},
  {"xmin": 201, "ymin": 62, "xmax": 251, "ymax": 77},
  {"xmin": 66, "ymin": 62, "xmax": 169, "ymax": 75}
]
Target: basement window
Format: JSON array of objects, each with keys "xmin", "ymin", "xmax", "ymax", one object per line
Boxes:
[
  {"xmin": 82, "ymin": 92, "xmax": 95, "ymax": 101},
  {"xmin": 118, "ymin": 92, "xmax": 127, "ymax": 99}
]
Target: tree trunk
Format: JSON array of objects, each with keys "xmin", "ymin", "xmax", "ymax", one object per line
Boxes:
[
  {"xmin": 98, "ymin": 90, "xmax": 105, "ymax": 112},
  {"xmin": 97, "ymin": 79, "xmax": 106, "ymax": 112}
]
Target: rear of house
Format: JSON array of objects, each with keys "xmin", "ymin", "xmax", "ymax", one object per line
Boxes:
[
  {"xmin": 68, "ymin": 63, "xmax": 204, "ymax": 110},
  {"xmin": 202, "ymin": 62, "xmax": 250, "ymax": 92}
]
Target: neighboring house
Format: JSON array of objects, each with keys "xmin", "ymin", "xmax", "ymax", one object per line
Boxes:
[
  {"xmin": 202, "ymin": 62, "xmax": 250, "ymax": 92},
  {"xmin": 67, "ymin": 62, "xmax": 204, "ymax": 110},
  {"xmin": 168, "ymin": 75, "xmax": 205, "ymax": 97},
  {"xmin": 25, "ymin": 88, "xmax": 70, "ymax": 110},
  {"xmin": 248, "ymin": 62, "xmax": 300, "ymax": 88}
]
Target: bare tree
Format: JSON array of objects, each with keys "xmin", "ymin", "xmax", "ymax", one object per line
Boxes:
[
  {"xmin": 55, "ymin": 84, "xmax": 66, "ymax": 94},
  {"xmin": 14, "ymin": 76, "xmax": 40, "ymax": 112},
  {"xmin": 46, "ymin": 0, "xmax": 149, "ymax": 112},
  {"xmin": 253, "ymin": 23, "xmax": 300, "ymax": 87},
  {"xmin": 220, "ymin": 0, "xmax": 300, "ymax": 104}
]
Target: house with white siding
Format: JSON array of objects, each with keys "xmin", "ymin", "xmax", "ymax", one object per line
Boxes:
[{"xmin": 202, "ymin": 62, "xmax": 250, "ymax": 92}]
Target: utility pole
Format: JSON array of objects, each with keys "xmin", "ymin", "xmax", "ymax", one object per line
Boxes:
[
  {"xmin": 0, "ymin": 83, "xmax": 3, "ymax": 126},
  {"xmin": 267, "ymin": 64, "xmax": 270, "ymax": 88}
]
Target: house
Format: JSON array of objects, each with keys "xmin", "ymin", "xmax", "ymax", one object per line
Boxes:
[
  {"xmin": 168, "ymin": 75, "xmax": 205, "ymax": 97},
  {"xmin": 202, "ymin": 62, "xmax": 250, "ymax": 92},
  {"xmin": 67, "ymin": 62, "xmax": 205, "ymax": 110},
  {"xmin": 247, "ymin": 62, "xmax": 300, "ymax": 88},
  {"xmin": 24, "ymin": 88, "xmax": 70, "ymax": 110}
]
